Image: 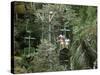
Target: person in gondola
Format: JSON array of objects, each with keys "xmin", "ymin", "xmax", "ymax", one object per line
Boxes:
[
  {"xmin": 57, "ymin": 34, "xmax": 65, "ymax": 49},
  {"xmin": 65, "ymin": 38, "xmax": 70, "ymax": 48}
]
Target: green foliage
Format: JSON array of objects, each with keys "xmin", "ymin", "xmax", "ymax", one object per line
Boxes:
[
  {"xmin": 70, "ymin": 6, "xmax": 97, "ymax": 69},
  {"xmin": 13, "ymin": 2, "xmax": 97, "ymax": 73},
  {"xmin": 33, "ymin": 39, "xmax": 59, "ymax": 72}
]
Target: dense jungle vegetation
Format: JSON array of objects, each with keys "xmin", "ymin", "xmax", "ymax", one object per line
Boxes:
[{"xmin": 12, "ymin": 2, "xmax": 97, "ymax": 73}]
